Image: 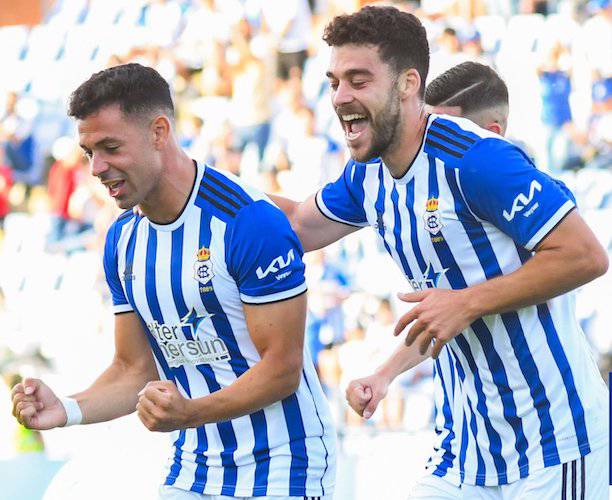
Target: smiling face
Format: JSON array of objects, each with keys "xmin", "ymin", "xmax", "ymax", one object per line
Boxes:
[
  {"xmin": 327, "ymin": 44, "xmax": 404, "ymax": 163},
  {"xmin": 78, "ymin": 104, "xmax": 163, "ymax": 210}
]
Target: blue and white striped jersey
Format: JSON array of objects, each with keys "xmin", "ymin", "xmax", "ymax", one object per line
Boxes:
[
  {"xmin": 318, "ymin": 114, "xmax": 607, "ymax": 486},
  {"xmin": 103, "ymin": 162, "xmax": 336, "ymax": 497}
]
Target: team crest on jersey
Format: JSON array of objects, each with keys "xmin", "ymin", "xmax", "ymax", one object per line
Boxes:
[
  {"xmin": 193, "ymin": 246, "xmax": 214, "ymax": 285},
  {"xmin": 423, "ymin": 197, "xmax": 443, "ymax": 235}
]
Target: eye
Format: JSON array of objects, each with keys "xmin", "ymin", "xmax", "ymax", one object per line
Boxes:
[
  {"xmin": 105, "ymin": 145, "xmax": 119, "ymax": 154},
  {"xmin": 351, "ymin": 81, "xmax": 366, "ymax": 89},
  {"xmin": 329, "ymin": 80, "xmax": 338, "ymax": 91},
  {"xmin": 82, "ymin": 149, "xmax": 92, "ymax": 160}
]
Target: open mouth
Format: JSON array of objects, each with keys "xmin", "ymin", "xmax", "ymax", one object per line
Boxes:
[
  {"xmin": 341, "ymin": 113, "xmax": 369, "ymax": 142},
  {"xmin": 106, "ymin": 179, "xmax": 125, "ymax": 197}
]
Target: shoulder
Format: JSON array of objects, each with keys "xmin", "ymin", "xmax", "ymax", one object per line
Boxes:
[
  {"xmin": 424, "ymin": 115, "xmax": 505, "ymax": 168},
  {"xmin": 105, "ymin": 210, "xmax": 137, "ymax": 245}
]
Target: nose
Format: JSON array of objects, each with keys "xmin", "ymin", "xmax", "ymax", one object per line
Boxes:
[
  {"xmin": 89, "ymin": 153, "xmax": 109, "ymax": 178},
  {"xmin": 332, "ymin": 80, "xmax": 354, "ymax": 109}
]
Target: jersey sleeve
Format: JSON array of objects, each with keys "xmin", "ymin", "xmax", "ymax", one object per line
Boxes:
[
  {"xmin": 227, "ymin": 200, "xmax": 307, "ymax": 304},
  {"xmin": 103, "ymin": 221, "xmax": 133, "ymax": 314},
  {"xmin": 315, "ymin": 159, "xmax": 370, "ymax": 227},
  {"xmin": 459, "ymin": 138, "xmax": 576, "ymax": 251}
]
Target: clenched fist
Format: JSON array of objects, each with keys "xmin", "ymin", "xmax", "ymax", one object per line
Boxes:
[
  {"xmin": 136, "ymin": 380, "xmax": 194, "ymax": 432},
  {"xmin": 11, "ymin": 378, "xmax": 68, "ymax": 430}
]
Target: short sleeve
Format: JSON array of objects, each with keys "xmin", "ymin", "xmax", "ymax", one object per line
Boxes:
[
  {"xmin": 459, "ymin": 138, "xmax": 575, "ymax": 251},
  {"xmin": 315, "ymin": 159, "xmax": 370, "ymax": 227},
  {"xmin": 103, "ymin": 222, "xmax": 133, "ymax": 314},
  {"xmin": 227, "ymin": 200, "xmax": 307, "ymax": 304}
]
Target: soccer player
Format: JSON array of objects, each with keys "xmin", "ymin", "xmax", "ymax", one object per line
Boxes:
[
  {"xmin": 11, "ymin": 64, "xmax": 336, "ymax": 500},
  {"xmin": 273, "ymin": 6, "xmax": 609, "ymax": 499},
  {"xmin": 347, "ymin": 61, "xmax": 511, "ymax": 499}
]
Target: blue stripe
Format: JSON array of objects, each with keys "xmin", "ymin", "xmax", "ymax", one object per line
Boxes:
[
  {"xmin": 301, "ymin": 368, "xmax": 330, "ymax": 495},
  {"xmin": 282, "ymin": 393, "xmax": 309, "ymax": 496},
  {"xmin": 536, "ymin": 304, "xmax": 590, "ymax": 456},
  {"xmin": 452, "ymin": 351, "xmax": 469, "ymax": 483},
  {"xmin": 120, "ymin": 219, "xmax": 188, "ymax": 487},
  {"xmin": 374, "ymin": 166, "xmax": 393, "ymax": 256},
  {"xmin": 390, "ymin": 184, "xmax": 415, "ymax": 280},
  {"xmin": 433, "ymin": 357, "xmax": 456, "ymax": 476},
  {"xmin": 198, "ymin": 210, "xmax": 272, "ymax": 495},
  {"xmin": 405, "ymin": 179, "xmax": 427, "ymax": 272},
  {"xmin": 169, "ymin": 226, "xmax": 210, "ymax": 490},
  {"xmin": 465, "ymin": 395, "xmax": 487, "ymax": 485},
  {"xmin": 350, "ymin": 162, "xmax": 367, "ymax": 215},
  {"xmin": 430, "ymin": 119, "xmax": 480, "ymax": 145},
  {"xmin": 446, "ymin": 167, "xmax": 553, "ymax": 471},
  {"xmin": 203, "ymin": 167, "xmax": 252, "ymax": 206}
]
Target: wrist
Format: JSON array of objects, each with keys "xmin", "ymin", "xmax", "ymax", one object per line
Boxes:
[
  {"xmin": 59, "ymin": 397, "xmax": 83, "ymax": 426},
  {"xmin": 184, "ymin": 397, "xmax": 206, "ymax": 428},
  {"xmin": 373, "ymin": 365, "xmax": 395, "ymax": 386},
  {"xmin": 461, "ymin": 286, "xmax": 484, "ymax": 323}
]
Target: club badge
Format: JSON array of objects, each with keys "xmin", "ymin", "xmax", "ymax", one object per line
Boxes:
[
  {"xmin": 423, "ymin": 197, "xmax": 443, "ymax": 235},
  {"xmin": 194, "ymin": 246, "xmax": 214, "ymax": 285}
]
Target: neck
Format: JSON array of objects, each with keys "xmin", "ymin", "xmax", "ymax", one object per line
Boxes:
[
  {"xmin": 381, "ymin": 104, "xmax": 428, "ymax": 179},
  {"xmin": 140, "ymin": 144, "xmax": 195, "ymax": 224}
]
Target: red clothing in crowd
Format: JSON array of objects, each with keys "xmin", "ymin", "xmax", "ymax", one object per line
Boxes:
[
  {"xmin": 47, "ymin": 160, "xmax": 81, "ymax": 220},
  {"xmin": 0, "ymin": 164, "xmax": 13, "ymax": 219}
]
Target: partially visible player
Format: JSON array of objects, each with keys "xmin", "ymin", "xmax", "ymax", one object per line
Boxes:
[
  {"xmin": 11, "ymin": 63, "xmax": 335, "ymax": 500},
  {"xmin": 347, "ymin": 61, "xmax": 511, "ymax": 499},
  {"xmin": 274, "ymin": 6, "xmax": 609, "ymax": 499}
]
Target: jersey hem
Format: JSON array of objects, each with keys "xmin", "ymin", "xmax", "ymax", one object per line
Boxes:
[
  {"xmin": 524, "ymin": 200, "xmax": 575, "ymax": 251},
  {"xmin": 240, "ymin": 282, "xmax": 307, "ymax": 304},
  {"xmin": 164, "ymin": 477, "xmax": 334, "ymax": 497},
  {"xmin": 315, "ymin": 190, "xmax": 370, "ymax": 228},
  {"xmin": 113, "ymin": 303, "xmax": 133, "ymax": 314}
]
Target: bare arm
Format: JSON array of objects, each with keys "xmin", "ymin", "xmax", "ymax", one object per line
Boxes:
[
  {"xmin": 396, "ymin": 210, "xmax": 609, "ymax": 358},
  {"xmin": 12, "ymin": 312, "xmax": 158, "ymax": 429},
  {"xmin": 269, "ymin": 193, "xmax": 360, "ymax": 252},
  {"xmin": 136, "ymin": 293, "xmax": 309, "ymax": 430},
  {"xmin": 72, "ymin": 312, "xmax": 159, "ymax": 423}
]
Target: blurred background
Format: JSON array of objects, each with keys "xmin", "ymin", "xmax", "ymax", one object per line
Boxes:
[{"xmin": 0, "ymin": 0, "xmax": 610, "ymax": 499}]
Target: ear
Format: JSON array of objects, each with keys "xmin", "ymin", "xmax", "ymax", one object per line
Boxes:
[
  {"xmin": 486, "ymin": 121, "xmax": 503, "ymax": 135},
  {"xmin": 397, "ymin": 68, "xmax": 422, "ymax": 99},
  {"xmin": 151, "ymin": 115, "xmax": 171, "ymax": 150}
]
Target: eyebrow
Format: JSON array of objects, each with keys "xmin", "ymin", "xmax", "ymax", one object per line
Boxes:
[
  {"xmin": 79, "ymin": 137, "xmax": 123, "ymax": 150},
  {"xmin": 326, "ymin": 68, "xmax": 374, "ymax": 79}
]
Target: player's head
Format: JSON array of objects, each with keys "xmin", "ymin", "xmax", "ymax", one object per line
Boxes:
[
  {"xmin": 69, "ymin": 63, "xmax": 175, "ymax": 210},
  {"xmin": 425, "ymin": 62, "xmax": 509, "ymax": 135},
  {"xmin": 323, "ymin": 6, "xmax": 429, "ymax": 162}
]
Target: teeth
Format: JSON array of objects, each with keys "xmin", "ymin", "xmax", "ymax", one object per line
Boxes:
[{"xmin": 342, "ymin": 114, "xmax": 367, "ymax": 121}]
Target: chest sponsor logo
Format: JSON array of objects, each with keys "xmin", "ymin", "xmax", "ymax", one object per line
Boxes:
[
  {"xmin": 193, "ymin": 246, "xmax": 214, "ymax": 286},
  {"xmin": 409, "ymin": 263, "xmax": 449, "ymax": 291},
  {"xmin": 147, "ymin": 307, "xmax": 230, "ymax": 367},
  {"xmin": 502, "ymin": 180, "xmax": 542, "ymax": 221},
  {"xmin": 423, "ymin": 197, "xmax": 443, "ymax": 235},
  {"xmin": 256, "ymin": 249, "xmax": 295, "ymax": 280}
]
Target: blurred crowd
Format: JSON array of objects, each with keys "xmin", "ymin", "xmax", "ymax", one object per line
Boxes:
[{"xmin": 0, "ymin": 0, "xmax": 611, "ymax": 459}]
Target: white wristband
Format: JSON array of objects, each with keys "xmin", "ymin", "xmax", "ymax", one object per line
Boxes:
[{"xmin": 60, "ymin": 397, "xmax": 83, "ymax": 426}]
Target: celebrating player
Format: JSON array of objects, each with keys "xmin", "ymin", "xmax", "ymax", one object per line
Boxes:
[
  {"xmin": 274, "ymin": 6, "xmax": 609, "ymax": 499},
  {"xmin": 11, "ymin": 63, "xmax": 335, "ymax": 500}
]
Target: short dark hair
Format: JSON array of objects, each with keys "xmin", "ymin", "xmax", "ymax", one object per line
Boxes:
[
  {"xmin": 323, "ymin": 6, "xmax": 429, "ymax": 96},
  {"xmin": 425, "ymin": 62, "xmax": 508, "ymax": 114},
  {"xmin": 68, "ymin": 63, "xmax": 174, "ymax": 120}
]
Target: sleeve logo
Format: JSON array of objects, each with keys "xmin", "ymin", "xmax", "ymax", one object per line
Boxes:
[
  {"xmin": 256, "ymin": 249, "xmax": 295, "ymax": 280},
  {"xmin": 502, "ymin": 180, "xmax": 542, "ymax": 221}
]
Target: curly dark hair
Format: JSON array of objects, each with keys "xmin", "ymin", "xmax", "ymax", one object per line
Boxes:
[
  {"xmin": 68, "ymin": 63, "xmax": 174, "ymax": 120},
  {"xmin": 323, "ymin": 6, "xmax": 429, "ymax": 96},
  {"xmin": 425, "ymin": 62, "xmax": 508, "ymax": 114}
]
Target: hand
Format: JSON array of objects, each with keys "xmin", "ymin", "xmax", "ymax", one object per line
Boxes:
[
  {"xmin": 345, "ymin": 373, "xmax": 390, "ymax": 419},
  {"xmin": 394, "ymin": 288, "xmax": 476, "ymax": 359},
  {"xmin": 136, "ymin": 381, "xmax": 192, "ymax": 432},
  {"xmin": 11, "ymin": 378, "xmax": 68, "ymax": 430}
]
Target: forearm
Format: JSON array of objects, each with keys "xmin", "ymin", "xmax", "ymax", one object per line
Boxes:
[
  {"xmin": 464, "ymin": 244, "xmax": 606, "ymax": 319},
  {"xmin": 186, "ymin": 356, "xmax": 300, "ymax": 427},
  {"xmin": 375, "ymin": 341, "xmax": 431, "ymax": 383},
  {"xmin": 71, "ymin": 360, "xmax": 157, "ymax": 424}
]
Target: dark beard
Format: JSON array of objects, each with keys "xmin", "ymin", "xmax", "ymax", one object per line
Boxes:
[{"xmin": 353, "ymin": 89, "xmax": 402, "ymax": 163}]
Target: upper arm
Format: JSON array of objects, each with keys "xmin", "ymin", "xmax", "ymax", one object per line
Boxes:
[
  {"xmin": 535, "ymin": 209, "xmax": 608, "ymax": 273},
  {"xmin": 113, "ymin": 312, "xmax": 157, "ymax": 378},
  {"xmin": 242, "ymin": 293, "xmax": 307, "ymax": 371},
  {"xmin": 459, "ymin": 138, "xmax": 576, "ymax": 251},
  {"xmin": 293, "ymin": 194, "xmax": 360, "ymax": 252}
]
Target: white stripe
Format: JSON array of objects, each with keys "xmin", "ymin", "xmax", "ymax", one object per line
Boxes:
[
  {"xmin": 240, "ymin": 281, "xmax": 307, "ymax": 304},
  {"xmin": 113, "ymin": 303, "xmax": 133, "ymax": 314},
  {"xmin": 524, "ymin": 200, "xmax": 574, "ymax": 251}
]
